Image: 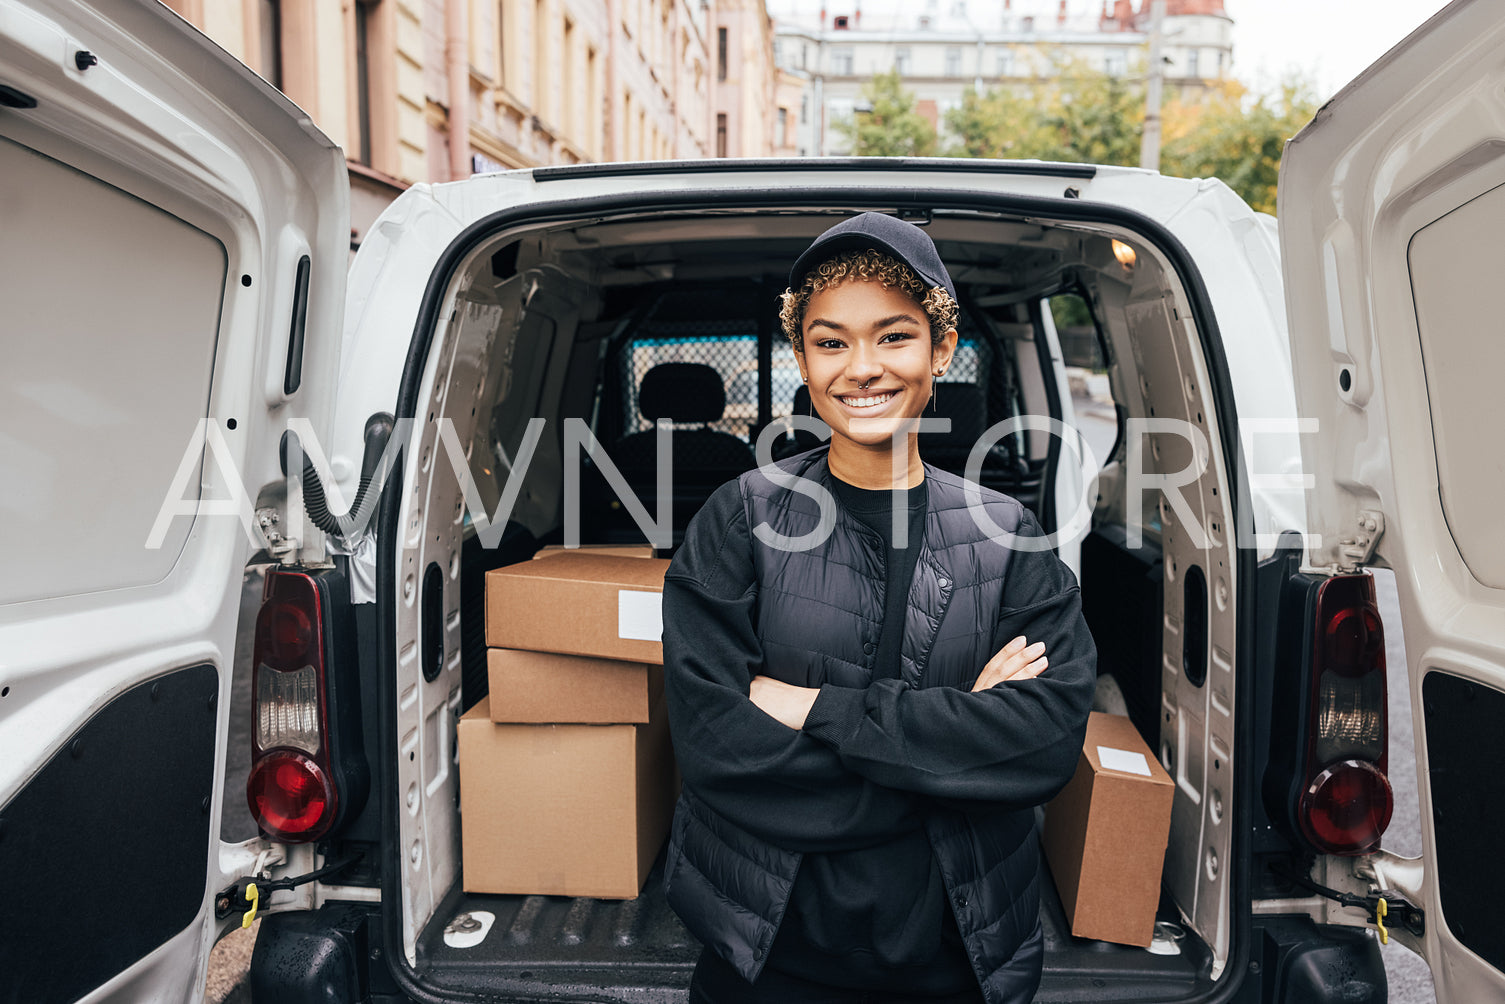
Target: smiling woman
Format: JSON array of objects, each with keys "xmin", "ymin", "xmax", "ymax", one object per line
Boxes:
[
  {"xmin": 660, "ymin": 212, "xmax": 1099, "ymax": 1004},
  {"xmin": 791, "ymin": 274, "xmax": 956, "ymax": 486}
]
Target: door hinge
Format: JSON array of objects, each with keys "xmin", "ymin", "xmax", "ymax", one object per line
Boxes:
[
  {"xmin": 1336, "ymin": 509, "xmax": 1384, "ymax": 571},
  {"xmin": 214, "ymin": 850, "xmax": 364, "ymax": 923},
  {"xmin": 256, "ymin": 506, "xmax": 300, "ymax": 564}
]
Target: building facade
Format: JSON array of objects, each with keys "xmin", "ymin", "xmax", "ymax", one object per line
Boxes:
[
  {"xmin": 768, "ymin": 0, "xmax": 1233, "ymax": 156},
  {"xmin": 159, "ymin": 0, "xmax": 778, "ymax": 249}
]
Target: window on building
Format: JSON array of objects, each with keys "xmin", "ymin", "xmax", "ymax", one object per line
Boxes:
[
  {"xmin": 800, "ymin": 93, "xmax": 808, "ymax": 123},
  {"xmin": 1188, "ymin": 49, "xmax": 1200, "ymax": 78},
  {"xmin": 1216, "ymin": 50, "xmax": 1226, "ymax": 76},
  {"xmin": 1022, "ymin": 15, "xmax": 1034, "ymax": 32},
  {"xmin": 950, "ymin": 0, "xmax": 966, "ymax": 15},
  {"xmin": 258, "ymin": 0, "xmax": 282, "ymax": 89},
  {"xmin": 778, "ymin": 106, "xmax": 788, "ymax": 144},
  {"xmin": 1104, "ymin": 50, "xmax": 1126, "ymax": 77},
  {"xmin": 995, "ymin": 48, "xmax": 1012, "ymax": 77},
  {"xmin": 944, "ymin": 47, "xmax": 961, "ymax": 77},
  {"xmin": 833, "ymin": 15, "xmax": 849, "ymax": 29},
  {"xmin": 894, "ymin": 46, "xmax": 910, "ymax": 75},
  {"xmin": 353, "ymin": 0, "xmax": 371, "ymax": 164},
  {"xmin": 716, "ymin": 112, "xmax": 727, "ymax": 157},
  {"xmin": 918, "ymin": 15, "xmax": 931, "ymax": 30},
  {"xmin": 831, "ymin": 47, "xmax": 853, "ymax": 75},
  {"xmin": 718, "ymin": 27, "xmax": 727, "ymax": 80}
]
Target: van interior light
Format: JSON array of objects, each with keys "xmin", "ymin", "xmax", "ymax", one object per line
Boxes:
[{"xmin": 1112, "ymin": 240, "xmax": 1137, "ymax": 268}]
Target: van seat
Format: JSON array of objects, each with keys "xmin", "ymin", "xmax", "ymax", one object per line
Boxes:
[{"xmin": 594, "ymin": 362, "xmax": 756, "ymax": 544}]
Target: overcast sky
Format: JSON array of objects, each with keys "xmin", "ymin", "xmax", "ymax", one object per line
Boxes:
[{"xmin": 1223, "ymin": 0, "xmax": 1454, "ymax": 99}]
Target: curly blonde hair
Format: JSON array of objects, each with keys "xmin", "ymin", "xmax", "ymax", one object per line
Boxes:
[{"xmin": 779, "ymin": 248, "xmax": 959, "ymax": 353}]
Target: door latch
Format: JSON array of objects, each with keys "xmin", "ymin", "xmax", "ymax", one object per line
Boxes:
[
  {"xmin": 1271, "ymin": 861, "xmax": 1424, "ymax": 943},
  {"xmin": 1364, "ymin": 889, "xmax": 1424, "ymax": 944}
]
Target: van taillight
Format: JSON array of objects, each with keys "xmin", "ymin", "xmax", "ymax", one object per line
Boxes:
[
  {"xmin": 247, "ymin": 750, "xmax": 336, "ymax": 838},
  {"xmin": 1297, "ymin": 574, "xmax": 1393, "ymax": 855},
  {"xmin": 248, "ymin": 571, "xmax": 336, "ymax": 842}
]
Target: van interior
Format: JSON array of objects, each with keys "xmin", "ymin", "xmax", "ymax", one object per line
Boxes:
[{"xmin": 355, "ymin": 205, "xmax": 1253, "ymax": 1001}]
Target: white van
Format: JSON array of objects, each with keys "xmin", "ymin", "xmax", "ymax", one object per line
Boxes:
[{"xmin": 1, "ymin": 0, "xmax": 1500, "ymax": 1001}]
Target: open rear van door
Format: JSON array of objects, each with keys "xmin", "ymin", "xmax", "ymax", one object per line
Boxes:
[
  {"xmin": 0, "ymin": 1, "xmax": 347, "ymax": 1000},
  {"xmin": 1279, "ymin": 0, "xmax": 1505, "ymax": 998}
]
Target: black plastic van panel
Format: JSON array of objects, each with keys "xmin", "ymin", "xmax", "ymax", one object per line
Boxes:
[{"xmin": 0, "ymin": 664, "xmax": 218, "ymax": 1004}]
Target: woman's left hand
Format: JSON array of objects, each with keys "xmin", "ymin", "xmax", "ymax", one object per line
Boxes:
[{"xmin": 749, "ymin": 675, "xmax": 821, "ymax": 730}]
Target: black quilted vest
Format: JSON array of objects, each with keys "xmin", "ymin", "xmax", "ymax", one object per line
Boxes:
[{"xmin": 663, "ymin": 445, "xmax": 1046, "ymax": 1002}]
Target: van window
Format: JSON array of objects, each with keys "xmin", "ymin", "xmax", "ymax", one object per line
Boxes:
[
  {"xmin": 1408, "ymin": 183, "xmax": 1505, "ymax": 587},
  {"xmin": 0, "ymin": 135, "xmax": 227, "ymax": 604}
]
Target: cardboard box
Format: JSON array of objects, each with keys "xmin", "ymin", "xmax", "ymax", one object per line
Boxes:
[
  {"xmin": 487, "ymin": 648, "xmax": 663, "ymax": 723},
  {"xmin": 1041, "ymin": 712, "xmax": 1175, "ymax": 947},
  {"xmin": 533, "ymin": 544, "xmax": 657, "ymax": 559},
  {"xmin": 458, "ymin": 694, "xmax": 678, "ymax": 898},
  {"xmin": 485, "ymin": 552, "xmax": 671, "ymax": 664}
]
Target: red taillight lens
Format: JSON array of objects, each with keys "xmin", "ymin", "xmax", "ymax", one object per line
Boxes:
[
  {"xmin": 250, "ymin": 570, "xmax": 334, "ymax": 842},
  {"xmin": 1298, "ymin": 759, "xmax": 1394, "ymax": 855},
  {"xmin": 1300, "ymin": 574, "xmax": 1391, "ymax": 855},
  {"xmin": 256, "ymin": 577, "xmax": 320, "ymax": 672},
  {"xmin": 247, "ymin": 750, "xmax": 336, "ymax": 841}
]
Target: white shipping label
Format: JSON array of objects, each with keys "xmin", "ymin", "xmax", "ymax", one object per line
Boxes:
[
  {"xmin": 618, "ymin": 589, "xmax": 663, "ymax": 642},
  {"xmin": 1097, "ymin": 745, "xmax": 1152, "ymax": 776}
]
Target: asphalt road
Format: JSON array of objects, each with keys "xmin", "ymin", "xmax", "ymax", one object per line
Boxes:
[{"xmin": 207, "ymin": 404, "xmax": 1438, "ymax": 1001}]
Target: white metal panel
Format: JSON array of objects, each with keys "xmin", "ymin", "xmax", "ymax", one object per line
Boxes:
[
  {"xmin": 0, "ymin": 135, "xmax": 224, "ymax": 603},
  {"xmin": 0, "ymin": 0, "xmax": 349, "ymax": 998},
  {"xmin": 1279, "ymin": 0, "xmax": 1505, "ymax": 996}
]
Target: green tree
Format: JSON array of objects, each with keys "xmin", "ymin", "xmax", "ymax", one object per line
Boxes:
[
  {"xmin": 1160, "ymin": 79, "xmax": 1318, "ymax": 215},
  {"xmin": 941, "ymin": 52, "xmax": 1318, "ymax": 216},
  {"xmin": 944, "ymin": 54, "xmax": 1143, "ymax": 165},
  {"xmin": 836, "ymin": 69, "xmax": 937, "ymax": 157}
]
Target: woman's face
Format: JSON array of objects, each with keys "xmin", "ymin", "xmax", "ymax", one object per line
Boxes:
[{"xmin": 795, "ymin": 279, "xmax": 958, "ymax": 449}]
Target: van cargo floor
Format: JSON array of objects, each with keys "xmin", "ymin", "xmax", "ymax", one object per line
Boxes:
[{"xmin": 415, "ymin": 848, "xmax": 1210, "ymax": 1002}]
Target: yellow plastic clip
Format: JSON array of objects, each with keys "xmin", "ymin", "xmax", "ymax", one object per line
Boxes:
[
  {"xmin": 241, "ymin": 882, "xmax": 260, "ymax": 930},
  {"xmin": 1374, "ymin": 896, "xmax": 1388, "ymax": 946}
]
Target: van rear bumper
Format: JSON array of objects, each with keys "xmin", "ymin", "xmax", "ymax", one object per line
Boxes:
[
  {"xmin": 252, "ymin": 905, "xmax": 1386, "ymax": 1004},
  {"xmin": 1245, "ymin": 915, "xmax": 1387, "ymax": 1004}
]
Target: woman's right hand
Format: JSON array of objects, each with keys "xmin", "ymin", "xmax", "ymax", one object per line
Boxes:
[{"xmin": 970, "ymin": 636, "xmax": 1048, "ymax": 692}]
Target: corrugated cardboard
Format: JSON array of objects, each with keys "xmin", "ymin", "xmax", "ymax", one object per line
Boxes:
[
  {"xmin": 1041, "ymin": 712, "xmax": 1175, "ymax": 947},
  {"xmin": 458, "ymin": 694, "xmax": 679, "ymax": 898},
  {"xmin": 533, "ymin": 544, "xmax": 657, "ymax": 559},
  {"xmin": 487, "ymin": 648, "xmax": 663, "ymax": 723},
  {"xmin": 485, "ymin": 552, "xmax": 670, "ymax": 664}
]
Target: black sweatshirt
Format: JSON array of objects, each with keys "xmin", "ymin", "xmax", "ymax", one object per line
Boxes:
[
  {"xmin": 763, "ymin": 474, "xmax": 976, "ymax": 992},
  {"xmin": 661, "ymin": 472, "xmax": 1098, "ymax": 990}
]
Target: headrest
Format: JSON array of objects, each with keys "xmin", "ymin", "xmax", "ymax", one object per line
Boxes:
[
  {"xmin": 639, "ymin": 362, "xmax": 726, "ymax": 423},
  {"xmin": 931, "ymin": 382, "xmax": 987, "ymax": 446}
]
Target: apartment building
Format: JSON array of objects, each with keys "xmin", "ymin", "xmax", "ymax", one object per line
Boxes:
[
  {"xmin": 159, "ymin": 0, "xmax": 777, "ymax": 249},
  {"xmin": 769, "ymin": 0, "xmax": 1234, "ymax": 156}
]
